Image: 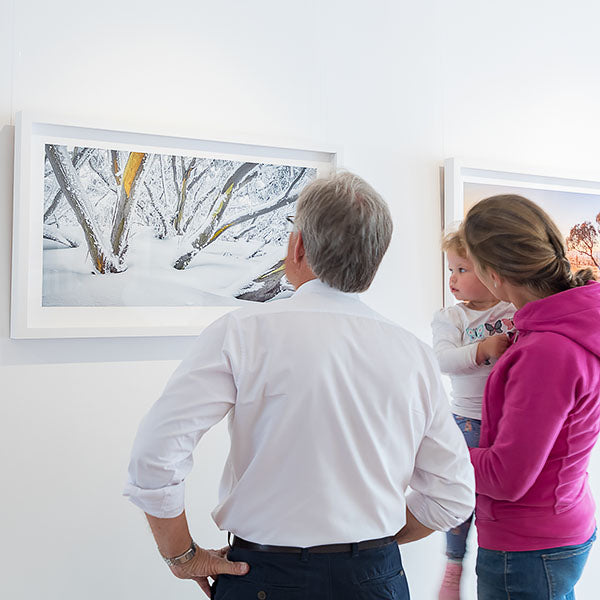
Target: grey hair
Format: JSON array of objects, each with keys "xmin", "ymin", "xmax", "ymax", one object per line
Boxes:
[{"xmin": 294, "ymin": 171, "xmax": 393, "ymax": 292}]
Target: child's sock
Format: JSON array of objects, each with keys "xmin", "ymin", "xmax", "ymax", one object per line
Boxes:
[{"xmin": 438, "ymin": 560, "xmax": 463, "ymax": 600}]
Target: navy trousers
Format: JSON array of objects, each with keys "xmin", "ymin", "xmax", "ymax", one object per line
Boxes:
[{"xmin": 212, "ymin": 542, "xmax": 410, "ymax": 599}]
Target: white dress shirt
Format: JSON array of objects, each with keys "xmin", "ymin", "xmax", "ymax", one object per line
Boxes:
[
  {"xmin": 125, "ymin": 279, "xmax": 475, "ymax": 546},
  {"xmin": 431, "ymin": 302, "xmax": 515, "ymax": 420}
]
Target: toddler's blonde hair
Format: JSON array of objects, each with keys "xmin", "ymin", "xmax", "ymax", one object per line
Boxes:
[{"xmin": 441, "ymin": 230, "xmax": 467, "ymax": 258}]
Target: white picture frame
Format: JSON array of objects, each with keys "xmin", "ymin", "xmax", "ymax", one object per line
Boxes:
[
  {"xmin": 11, "ymin": 112, "xmax": 338, "ymax": 338},
  {"xmin": 443, "ymin": 158, "xmax": 600, "ymax": 306}
]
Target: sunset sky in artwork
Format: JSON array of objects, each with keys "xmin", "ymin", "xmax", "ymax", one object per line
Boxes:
[{"xmin": 464, "ymin": 182, "xmax": 599, "ymax": 240}]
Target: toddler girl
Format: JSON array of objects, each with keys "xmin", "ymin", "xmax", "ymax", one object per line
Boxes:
[{"xmin": 432, "ymin": 231, "xmax": 515, "ymax": 600}]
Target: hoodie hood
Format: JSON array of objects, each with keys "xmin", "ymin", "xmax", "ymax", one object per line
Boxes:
[{"xmin": 514, "ymin": 281, "xmax": 600, "ymax": 359}]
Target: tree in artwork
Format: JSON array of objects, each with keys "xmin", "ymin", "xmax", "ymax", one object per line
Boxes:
[
  {"xmin": 42, "ymin": 144, "xmax": 317, "ymax": 306},
  {"xmin": 566, "ymin": 213, "xmax": 600, "ymax": 270}
]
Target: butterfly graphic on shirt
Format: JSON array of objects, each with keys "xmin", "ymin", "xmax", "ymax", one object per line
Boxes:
[
  {"xmin": 465, "ymin": 324, "xmax": 485, "ymax": 341},
  {"xmin": 465, "ymin": 318, "xmax": 516, "ymax": 345},
  {"xmin": 485, "ymin": 320, "xmax": 504, "ymax": 335},
  {"xmin": 502, "ymin": 319, "xmax": 514, "ymax": 330},
  {"xmin": 501, "ymin": 318, "xmax": 517, "ymax": 341}
]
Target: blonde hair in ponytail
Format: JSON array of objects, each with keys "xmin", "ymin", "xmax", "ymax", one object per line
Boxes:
[{"xmin": 461, "ymin": 194, "xmax": 595, "ymax": 296}]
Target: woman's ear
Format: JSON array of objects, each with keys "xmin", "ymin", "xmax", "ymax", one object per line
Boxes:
[{"xmin": 488, "ymin": 269, "xmax": 502, "ymax": 290}]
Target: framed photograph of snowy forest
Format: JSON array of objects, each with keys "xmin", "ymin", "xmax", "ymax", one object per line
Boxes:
[
  {"xmin": 443, "ymin": 158, "xmax": 600, "ymax": 307},
  {"xmin": 11, "ymin": 113, "xmax": 337, "ymax": 338}
]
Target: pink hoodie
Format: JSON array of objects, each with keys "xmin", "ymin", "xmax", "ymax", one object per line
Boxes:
[{"xmin": 470, "ymin": 281, "xmax": 600, "ymax": 551}]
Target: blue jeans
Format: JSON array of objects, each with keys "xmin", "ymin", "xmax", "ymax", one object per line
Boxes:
[
  {"xmin": 212, "ymin": 542, "xmax": 409, "ymax": 599},
  {"xmin": 476, "ymin": 530, "xmax": 596, "ymax": 599},
  {"xmin": 446, "ymin": 415, "xmax": 481, "ymax": 561}
]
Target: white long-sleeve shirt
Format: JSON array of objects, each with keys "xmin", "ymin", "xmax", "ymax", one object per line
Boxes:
[
  {"xmin": 431, "ymin": 301, "xmax": 515, "ymax": 420},
  {"xmin": 125, "ymin": 279, "xmax": 475, "ymax": 546}
]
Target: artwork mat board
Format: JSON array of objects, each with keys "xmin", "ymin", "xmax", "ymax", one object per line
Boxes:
[
  {"xmin": 12, "ymin": 112, "xmax": 338, "ymax": 338},
  {"xmin": 442, "ymin": 158, "xmax": 600, "ymax": 307}
]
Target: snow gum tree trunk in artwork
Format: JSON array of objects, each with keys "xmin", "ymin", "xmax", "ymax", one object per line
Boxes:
[
  {"xmin": 236, "ymin": 259, "xmax": 289, "ymax": 302},
  {"xmin": 111, "ymin": 150, "xmax": 122, "ymax": 186},
  {"xmin": 197, "ymin": 167, "xmax": 307, "ymax": 251},
  {"xmin": 43, "ymin": 224, "xmax": 79, "ymax": 248},
  {"xmin": 44, "ymin": 147, "xmax": 94, "ymax": 223},
  {"xmin": 110, "ymin": 152, "xmax": 156, "ymax": 262},
  {"xmin": 173, "ymin": 162, "xmax": 258, "ymax": 270},
  {"xmin": 45, "ymin": 144, "xmax": 121, "ymax": 274},
  {"xmin": 173, "ymin": 158, "xmax": 196, "ymax": 234}
]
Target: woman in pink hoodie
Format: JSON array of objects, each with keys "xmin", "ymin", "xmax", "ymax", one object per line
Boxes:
[{"xmin": 461, "ymin": 194, "xmax": 599, "ymax": 600}]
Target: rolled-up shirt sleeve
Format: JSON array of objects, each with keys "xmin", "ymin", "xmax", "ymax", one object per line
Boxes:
[
  {"xmin": 406, "ymin": 348, "xmax": 476, "ymax": 531},
  {"xmin": 123, "ymin": 315, "xmax": 240, "ymax": 518}
]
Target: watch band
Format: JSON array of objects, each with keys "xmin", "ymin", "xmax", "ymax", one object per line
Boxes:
[{"xmin": 162, "ymin": 540, "xmax": 197, "ymax": 567}]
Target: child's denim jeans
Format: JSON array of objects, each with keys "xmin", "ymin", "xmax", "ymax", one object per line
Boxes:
[{"xmin": 445, "ymin": 414, "xmax": 481, "ymax": 561}]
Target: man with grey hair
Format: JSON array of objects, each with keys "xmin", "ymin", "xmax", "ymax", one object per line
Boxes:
[{"xmin": 125, "ymin": 171, "xmax": 475, "ymax": 599}]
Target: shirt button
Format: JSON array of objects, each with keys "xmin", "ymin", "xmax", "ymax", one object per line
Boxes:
[{"xmin": 257, "ymin": 592, "xmax": 267, "ymax": 600}]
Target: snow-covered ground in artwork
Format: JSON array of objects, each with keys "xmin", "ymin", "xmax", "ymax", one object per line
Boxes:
[{"xmin": 43, "ymin": 226, "xmax": 289, "ymax": 307}]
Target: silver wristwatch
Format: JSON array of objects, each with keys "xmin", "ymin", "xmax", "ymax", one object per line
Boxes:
[{"xmin": 162, "ymin": 540, "xmax": 197, "ymax": 567}]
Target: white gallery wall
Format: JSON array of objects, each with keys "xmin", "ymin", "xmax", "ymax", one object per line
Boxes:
[{"xmin": 1, "ymin": 1, "xmax": 599, "ymax": 598}]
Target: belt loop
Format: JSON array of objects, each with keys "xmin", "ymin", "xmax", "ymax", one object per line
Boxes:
[
  {"xmin": 301, "ymin": 547, "xmax": 309, "ymax": 562},
  {"xmin": 351, "ymin": 542, "xmax": 359, "ymax": 558}
]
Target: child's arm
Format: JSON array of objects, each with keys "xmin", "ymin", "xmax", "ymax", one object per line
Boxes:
[
  {"xmin": 476, "ymin": 335, "xmax": 511, "ymax": 365},
  {"xmin": 432, "ymin": 309, "xmax": 480, "ymax": 375},
  {"xmin": 433, "ymin": 310, "xmax": 512, "ymax": 374}
]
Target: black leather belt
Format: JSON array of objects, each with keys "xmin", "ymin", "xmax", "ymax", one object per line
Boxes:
[{"xmin": 231, "ymin": 535, "xmax": 396, "ymax": 554}]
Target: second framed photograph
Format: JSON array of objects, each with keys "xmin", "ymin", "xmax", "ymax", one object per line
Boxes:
[
  {"xmin": 12, "ymin": 113, "xmax": 337, "ymax": 338},
  {"xmin": 443, "ymin": 158, "xmax": 600, "ymax": 306}
]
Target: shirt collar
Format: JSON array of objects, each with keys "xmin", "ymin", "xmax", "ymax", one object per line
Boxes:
[{"xmin": 292, "ymin": 278, "xmax": 359, "ymax": 299}]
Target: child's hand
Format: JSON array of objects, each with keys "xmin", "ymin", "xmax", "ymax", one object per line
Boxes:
[{"xmin": 476, "ymin": 335, "xmax": 510, "ymax": 365}]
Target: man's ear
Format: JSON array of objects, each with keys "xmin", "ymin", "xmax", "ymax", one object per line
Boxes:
[{"xmin": 293, "ymin": 231, "xmax": 306, "ymax": 264}]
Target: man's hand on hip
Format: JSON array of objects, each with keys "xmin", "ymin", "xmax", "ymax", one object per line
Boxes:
[
  {"xmin": 171, "ymin": 545, "xmax": 249, "ymax": 597},
  {"xmin": 394, "ymin": 508, "xmax": 435, "ymax": 544},
  {"xmin": 144, "ymin": 512, "xmax": 249, "ymax": 597}
]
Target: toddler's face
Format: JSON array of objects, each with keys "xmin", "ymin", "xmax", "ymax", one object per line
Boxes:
[{"xmin": 447, "ymin": 250, "xmax": 496, "ymax": 303}]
